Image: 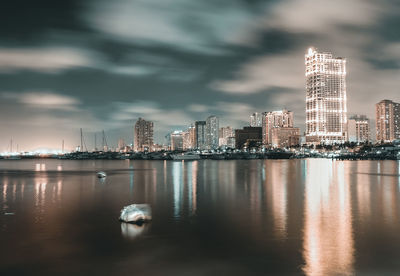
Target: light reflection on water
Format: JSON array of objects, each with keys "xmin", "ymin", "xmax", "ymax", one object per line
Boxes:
[
  {"xmin": 120, "ymin": 222, "xmax": 149, "ymax": 240},
  {"xmin": 268, "ymin": 160, "xmax": 288, "ymax": 239},
  {"xmin": 0, "ymin": 159, "xmax": 400, "ymax": 275},
  {"xmin": 302, "ymin": 160, "xmax": 354, "ymax": 276},
  {"xmin": 171, "ymin": 161, "xmax": 200, "ymax": 219},
  {"xmin": 173, "ymin": 161, "xmax": 182, "ymax": 218}
]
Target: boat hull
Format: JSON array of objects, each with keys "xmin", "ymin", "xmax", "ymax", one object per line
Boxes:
[{"xmin": 171, "ymin": 154, "xmax": 201, "ymax": 160}]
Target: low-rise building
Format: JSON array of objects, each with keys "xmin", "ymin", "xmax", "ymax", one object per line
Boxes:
[
  {"xmin": 235, "ymin": 127, "xmax": 262, "ymax": 149},
  {"xmin": 271, "ymin": 127, "xmax": 300, "ymax": 148},
  {"xmin": 348, "ymin": 115, "xmax": 370, "ymax": 143}
]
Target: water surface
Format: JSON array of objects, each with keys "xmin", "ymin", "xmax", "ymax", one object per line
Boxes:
[{"xmin": 1, "ymin": 159, "xmax": 400, "ymax": 275}]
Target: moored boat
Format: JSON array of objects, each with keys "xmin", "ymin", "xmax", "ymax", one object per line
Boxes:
[
  {"xmin": 97, "ymin": 171, "xmax": 107, "ymax": 178},
  {"xmin": 119, "ymin": 204, "xmax": 152, "ymax": 223},
  {"xmin": 171, "ymin": 152, "xmax": 201, "ymax": 160}
]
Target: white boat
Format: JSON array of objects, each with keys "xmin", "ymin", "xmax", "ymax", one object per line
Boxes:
[
  {"xmin": 171, "ymin": 152, "xmax": 201, "ymax": 160},
  {"xmin": 119, "ymin": 204, "xmax": 152, "ymax": 223},
  {"xmin": 97, "ymin": 171, "xmax": 107, "ymax": 178}
]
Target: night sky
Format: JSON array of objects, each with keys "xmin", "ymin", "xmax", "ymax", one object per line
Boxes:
[{"xmin": 1, "ymin": 0, "xmax": 399, "ymax": 151}]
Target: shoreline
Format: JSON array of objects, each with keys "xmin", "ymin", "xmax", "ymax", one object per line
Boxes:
[{"xmin": 1, "ymin": 154, "xmax": 399, "ymax": 161}]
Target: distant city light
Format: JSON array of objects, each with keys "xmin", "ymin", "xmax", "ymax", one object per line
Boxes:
[{"xmin": 0, "ymin": 148, "xmax": 68, "ymax": 156}]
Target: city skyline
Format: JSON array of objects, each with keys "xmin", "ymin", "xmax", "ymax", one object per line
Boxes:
[
  {"xmin": 1, "ymin": 0, "xmax": 400, "ymax": 151},
  {"xmin": 1, "ymin": 78, "xmax": 398, "ymax": 153},
  {"xmin": 1, "ymin": 77, "xmax": 398, "ymax": 153}
]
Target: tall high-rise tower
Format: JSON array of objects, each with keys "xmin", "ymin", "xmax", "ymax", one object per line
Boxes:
[
  {"xmin": 206, "ymin": 115, "xmax": 219, "ymax": 150},
  {"xmin": 188, "ymin": 124, "xmax": 196, "ymax": 149},
  {"xmin": 305, "ymin": 47, "xmax": 347, "ymax": 144},
  {"xmin": 134, "ymin": 117, "xmax": 154, "ymax": 152},
  {"xmin": 376, "ymin": 99, "xmax": 400, "ymax": 142},
  {"xmin": 195, "ymin": 121, "xmax": 206, "ymax": 150}
]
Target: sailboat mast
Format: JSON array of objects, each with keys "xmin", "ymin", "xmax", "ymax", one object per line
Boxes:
[
  {"xmin": 102, "ymin": 130, "xmax": 108, "ymax": 151},
  {"xmin": 80, "ymin": 128, "xmax": 83, "ymax": 152},
  {"xmin": 102, "ymin": 130, "xmax": 105, "ymax": 151}
]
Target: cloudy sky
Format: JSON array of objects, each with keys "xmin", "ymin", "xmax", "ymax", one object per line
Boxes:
[{"xmin": 1, "ymin": 0, "xmax": 399, "ymax": 151}]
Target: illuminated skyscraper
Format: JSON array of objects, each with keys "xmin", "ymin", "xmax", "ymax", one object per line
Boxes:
[
  {"xmin": 305, "ymin": 47, "xmax": 347, "ymax": 144},
  {"xmin": 250, "ymin": 112, "xmax": 262, "ymax": 127},
  {"xmin": 376, "ymin": 100, "xmax": 400, "ymax": 142},
  {"xmin": 134, "ymin": 117, "xmax": 154, "ymax": 152},
  {"xmin": 206, "ymin": 115, "xmax": 219, "ymax": 149}
]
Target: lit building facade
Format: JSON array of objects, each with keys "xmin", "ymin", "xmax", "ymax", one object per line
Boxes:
[
  {"xmin": 250, "ymin": 112, "xmax": 262, "ymax": 127},
  {"xmin": 376, "ymin": 100, "xmax": 400, "ymax": 142},
  {"xmin": 206, "ymin": 115, "xmax": 219, "ymax": 150},
  {"xmin": 219, "ymin": 126, "xmax": 234, "ymax": 147},
  {"xmin": 262, "ymin": 110, "xmax": 294, "ymax": 146},
  {"xmin": 305, "ymin": 47, "xmax": 347, "ymax": 144},
  {"xmin": 195, "ymin": 121, "xmax": 206, "ymax": 150},
  {"xmin": 182, "ymin": 131, "xmax": 192, "ymax": 150},
  {"xmin": 171, "ymin": 131, "xmax": 184, "ymax": 151},
  {"xmin": 226, "ymin": 137, "xmax": 236, "ymax": 148},
  {"xmin": 134, "ymin": 117, "xmax": 154, "ymax": 152},
  {"xmin": 188, "ymin": 124, "xmax": 196, "ymax": 149},
  {"xmin": 271, "ymin": 127, "xmax": 300, "ymax": 148},
  {"xmin": 348, "ymin": 115, "xmax": 370, "ymax": 143}
]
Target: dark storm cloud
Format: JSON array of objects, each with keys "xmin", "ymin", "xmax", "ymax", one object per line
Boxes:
[
  {"xmin": 0, "ymin": 0, "xmax": 88, "ymax": 43},
  {"xmin": 0, "ymin": 0, "xmax": 399, "ymax": 150},
  {"xmin": 374, "ymin": 0, "xmax": 400, "ymax": 42}
]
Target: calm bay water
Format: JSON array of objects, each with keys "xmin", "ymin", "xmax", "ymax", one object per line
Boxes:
[{"xmin": 1, "ymin": 159, "xmax": 400, "ymax": 275}]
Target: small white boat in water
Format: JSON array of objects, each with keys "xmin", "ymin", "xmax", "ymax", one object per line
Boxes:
[
  {"xmin": 97, "ymin": 171, "xmax": 107, "ymax": 178},
  {"xmin": 171, "ymin": 152, "xmax": 201, "ymax": 160},
  {"xmin": 119, "ymin": 204, "xmax": 152, "ymax": 223}
]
